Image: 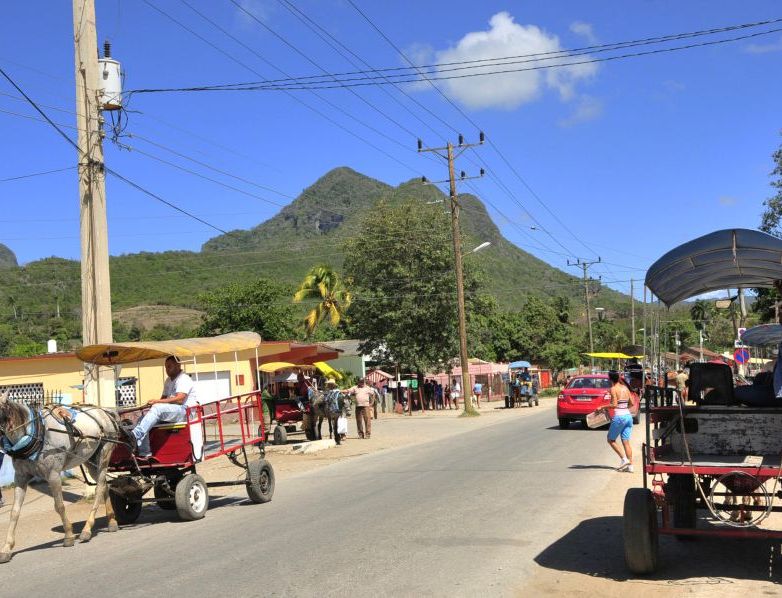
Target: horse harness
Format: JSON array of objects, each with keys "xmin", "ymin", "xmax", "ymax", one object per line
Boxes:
[{"xmin": 0, "ymin": 403, "xmax": 45, "ymax": 461}]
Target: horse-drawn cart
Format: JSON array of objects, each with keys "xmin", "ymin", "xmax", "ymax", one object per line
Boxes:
[
  {"xmin": 625, "ymin": 229, "xmax": 782, "ymax": 574},
  {"xmin": 504, "ymin": 360, "xmax": 539, "ymax": 408},
  {"xmin": 76, "ymin": 333, "xmax": 275, "ymax": 524}
]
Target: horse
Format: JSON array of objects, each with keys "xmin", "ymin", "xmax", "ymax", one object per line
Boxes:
[
  {"xmin": 0, "ymin": 390, "xmax": 122, "ymax": 563},
  {"xmin": 303, "ymin": 391, "xmax": 350, "ymax": 445}
]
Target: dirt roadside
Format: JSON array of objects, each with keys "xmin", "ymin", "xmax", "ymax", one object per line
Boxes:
[
  {"xmin": 0, "ymin": 399, "xmax": 544, "ymax": 556},
  {"xmin": 526, "ymin": 431, "xmax": 782, "ymax": 597}
]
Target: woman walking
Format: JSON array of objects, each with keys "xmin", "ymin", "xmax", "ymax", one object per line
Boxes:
[{"xmin": 601, "ymin": 370, "xmax": 636, "ymax": 472}]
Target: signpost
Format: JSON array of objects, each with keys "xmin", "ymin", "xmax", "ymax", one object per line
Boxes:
[{"xmin": 734, "ymin": 348, "xmax": 750, "ymax": 364}]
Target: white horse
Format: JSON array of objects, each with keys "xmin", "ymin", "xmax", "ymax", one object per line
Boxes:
[{"xmin": 0, "ymin": 390, "xmax": 121, "ymax": 563}]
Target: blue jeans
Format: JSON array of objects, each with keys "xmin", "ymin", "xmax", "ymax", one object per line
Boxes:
[{"xmin": 132, "ymin": 403, "xmax": 186, "ymax": 456}]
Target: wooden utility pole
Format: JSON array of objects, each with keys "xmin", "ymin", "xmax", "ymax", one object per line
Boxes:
[
  {"xmin": 568, "ymin": 258, "xmax": 601, "ymax": 371},
  {"xmin": 419, "ymin": 134, "xmax": 484, "ymax": 416},
  {"xmin": 630, "ymin": 278, "xmax": 635, "ymax": 345},
  {"xmin": 73, "ymin": 0, "xmax": 114, "ymax": 406}
]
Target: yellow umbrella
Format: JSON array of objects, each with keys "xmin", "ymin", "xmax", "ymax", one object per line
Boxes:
[{"xmin": 312, "ymin": 361, "xmax": 343, "ymax": 380}]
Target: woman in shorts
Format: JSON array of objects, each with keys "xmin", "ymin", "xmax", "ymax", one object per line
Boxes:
[{"xmin": 601, "ymin": 370, "xmax": 636, "ymax": 472}]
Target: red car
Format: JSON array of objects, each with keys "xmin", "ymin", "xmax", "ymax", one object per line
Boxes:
[{"xmin": 557, "ymin": 374, "xmax": 640, "ymax": 429}]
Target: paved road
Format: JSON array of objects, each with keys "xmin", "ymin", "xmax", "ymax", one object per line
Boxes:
[{"xmin": 2, "ymin": 408, "xmax": 621, "ymax": 597}]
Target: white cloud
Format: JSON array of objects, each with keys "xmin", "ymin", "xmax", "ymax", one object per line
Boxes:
[
  {"xmin": 718, "ymin": 196, "xmax": 738, "ymax": 206},
  {"xmin": 744, "ymin": 36, "xmax": 782, "ymax": 54},
  {"xmin": 428, "ymin": 12, "xmax": 599, "ymax": 110},
  {"xmin": 558, "ymin": 95, "xmax": 603, "ymax": 127},
  {"xmin": 234, "ymin": 0, "xmax": 272, "ymax": 28},
  {"xmin": 570, "ymin": 21, "xmax": 597, "ymax": 44}
]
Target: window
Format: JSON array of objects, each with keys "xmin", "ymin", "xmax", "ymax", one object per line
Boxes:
[{"xmin": 0, "ymin": 382, "xmax": 44, "ymax": 407}]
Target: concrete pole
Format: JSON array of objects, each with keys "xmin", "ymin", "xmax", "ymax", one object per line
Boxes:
[
  {"xmin": 630, "ymin": 278, "xmax": 635, "ymax": 345},
  {"xmin": 583, "ymin": 263, "xmax": 595, "ymax": 371},
  {"xmin": 73, "ymin": 0, "xmax": 114, "ymax": 407}
]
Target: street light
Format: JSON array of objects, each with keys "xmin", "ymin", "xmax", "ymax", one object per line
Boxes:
[
  {"xmin": 594, "ymin": 307, "xmax": 605, "ymax": 321},
  {"xmin": 470, "ymin": 241, "xmax": 491, "ymax": 254}
]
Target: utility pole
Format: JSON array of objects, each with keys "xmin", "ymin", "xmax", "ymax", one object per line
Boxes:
[
  {"xmin": 630, "ymin": 278, "xmax": 636, "ymax": 345},
  {"xmin": 419, "ymin": 133, "xmax": 485, "ymax": 417},
  {"xmin": 674, "ymin": 330, "xmax": 680, "ymax": 368},
  {"xmin": 568, "ymin": 257, "xmax": 601, "ymax": 371},
  {"xmin": 73, "ymin": 0, "xmax": 114, "ymax": 407}
]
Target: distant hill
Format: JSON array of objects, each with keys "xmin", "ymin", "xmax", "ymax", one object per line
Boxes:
[
  {"xmin": 0, "ymin": 243, "xmax": 17, "ymax": 268},
  {"xmin": 0, "ymin": 167, "xmax": 629, "ymax": 339}
]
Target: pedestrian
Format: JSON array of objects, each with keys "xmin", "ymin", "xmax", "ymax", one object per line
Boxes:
[
  {"xmin": 452, "ymin": 380, "xmax": 461, "ymax": 410},
  {"xmin": 473, "ymin": 381, "xmax": 483, "ymax": 408},
  {"xmin": 675, "ymin": 369, "xmax": 689, "ymax": 402},
  {"xmin": 600, "ymin": 370, "xmax": 636, "ymax": 472},
  {"xmin": 372, "ymin": 383, "xmax": 382, "ymax": 420},
  {"xmin": 347, "ymin": 378, "xmax": 374, "ymax": 439},
  {"xmin": 435, "ymin": 383, "xmax": 443, "ymax": 409},
  {"xmin": 444, "ymin": 385, "xmax": 452, "ymax": 409},
  {"xmin": 0, "ymin": 450, "xmax": 5, "ymax": 507}
]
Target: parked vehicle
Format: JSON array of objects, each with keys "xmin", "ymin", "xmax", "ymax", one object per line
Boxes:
[
  {"xmin": 557, "ymin": 374, "xmax": 640, "ymax": 429},
  {"xmin": 504, "ymin": 360, "xmax": 539, "ymax": 408},
  {"xmin": 76, "ymin": 332, "xmax": 274, "ymax": 524},
  {"xmin": 625, "ymin": 228, "xmax": 782, "ymax": 575}
]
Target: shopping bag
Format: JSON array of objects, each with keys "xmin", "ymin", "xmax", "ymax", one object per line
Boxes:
[
  {"xmin": 586, "ymin": 409, "xmax": 610, "ymax": 429},
  {"xmin": 337, "ymin": 416, "xmax": 348, "ymax": 435}
]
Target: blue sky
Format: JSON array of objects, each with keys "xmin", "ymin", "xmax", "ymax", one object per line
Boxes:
[{"xmin": 1, "ymin": 0, "xmax": 781, "ymax": 300}]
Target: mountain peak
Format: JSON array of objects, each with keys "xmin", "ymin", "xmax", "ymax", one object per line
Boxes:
[{"xmin": 0, "ymin": 243, "xmax": 18, "ymax": 269}]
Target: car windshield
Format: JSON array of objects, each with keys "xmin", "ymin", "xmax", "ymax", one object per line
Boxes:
[{"xmin": 567, "ymin": 377, "xmax": 611, "ymax": 390}]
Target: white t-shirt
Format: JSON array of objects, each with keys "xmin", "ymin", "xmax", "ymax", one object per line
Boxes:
[{"xmin": 163, "ymin": 372, "xmax": 198, "ymax": 407}]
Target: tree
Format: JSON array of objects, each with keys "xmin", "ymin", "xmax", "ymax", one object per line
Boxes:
[
  {"xmin": 293, "ymin": 265, "xmax": 352, "ymax": 337},
  {"xmin": 198, "ymin": 278, "xmax": 298, "ymax": 340},
  {"xmin": 754, "ymin": 134, "xmax": 782, "ymax": 321},
  {"xmin": 343, "ymin": 199, "xmax": 492, "ymax": 375},
  {"xmin": 690, "ymin": 299, "xmax": 713, "ymax": 332}
]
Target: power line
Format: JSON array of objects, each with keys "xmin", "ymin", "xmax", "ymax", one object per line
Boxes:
[
  {"xmin": 0, "ymin": 166, "xmax": 76, "ymax": 183},
  {"xmin": 128, "ymin": 16, "xmax": 782, "ymax": 92}
]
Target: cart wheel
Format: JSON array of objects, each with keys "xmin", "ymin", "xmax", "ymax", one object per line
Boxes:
[
  {"xmin": 558, "ymin": 418, "xmax": 569, "ymax": 429},
  {"xmin": 246, "ymin": 458, "xmax": 275, "ymax": 504},
  {"xmin": 302, "ymin": 414, "xmax": 315, "ymax": 441},
  {"xmin": 667, "ymin": 474, "xmax": 696, "ymax": 533},
  {"xmin": 174, "ymin": 473, "xmax": 209, "ymax": 521},
  {"xmin": 535, "ymin": 399, "xmax": 539, "ymax": 406},
  {"xmin": 273, "ymin": 425, "xmax": 288, "ymax": 445},
  {"xmin": 153, "ymin": 479, "xmax": 178, "ymax": 511},
  {"xmin": 623, "ymin": 488, "xmax": 659, "ymax": 574},
  {"xmin": 633, "ymin": 414, "xmax": 640, "ymax": 425},
  {"xmin": 109, "ymin": 478, "xmax": 143, "ymax": 525}
]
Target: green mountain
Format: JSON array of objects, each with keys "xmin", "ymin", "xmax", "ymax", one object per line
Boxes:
[
  {"xmin": 0, "ymin": 167, "xmax": 629, "ymax": 344},
  {"xmin": 0, "ymin": 243, "xmax": 17, "ymax": 268}
]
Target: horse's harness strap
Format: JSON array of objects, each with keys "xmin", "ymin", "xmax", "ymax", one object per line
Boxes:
[{"xmin": 1, "ymin": 405, "xmax": 45, "ymax": 461}]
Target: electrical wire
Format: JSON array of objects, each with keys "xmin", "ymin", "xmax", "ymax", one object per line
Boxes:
[{"xmin": 0, "ymin": 166, "xmax": 76, "ymax": 183}]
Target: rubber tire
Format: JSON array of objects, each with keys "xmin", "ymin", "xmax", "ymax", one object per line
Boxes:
[
  {"xmin": 633, "ymin": 414, "xmax": 640, "ymax": 425},
  {"xmin": 246, "ymin": 459, "xmax": 275, "ymax": 504},
  {"xmin": 623, "ymin": 488, "xmax": 659, "ymax": 574},
  {"xmin": 174, "ymin": 473, "xmax": 209, "ymax": 521},
  {"xmin": 302, "ymin": 414, "xmax": 315, "ymax": 441},
  {"xmin": 558, "ymin": 418, "xmax": 569, "ymax": 429},
  {"xmin": 273, "ymin": 425, "xmax": 287, "ymax": 445},
  {"xmin": 667, "ymin": 474, "xmax": 697, "ymax": 531},
  {"xmin": 110, "ymin": 479, "xmax": 143, "ymax": 525},
  {"xmin": 153, "ymin": 479, "xmax": 178, "ymax": 511},
  {"xmin": 535, "ymin": 399, "xmax": 539, "ymax": 406}
]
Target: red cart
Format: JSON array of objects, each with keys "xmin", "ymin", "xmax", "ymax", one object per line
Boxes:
[
  {"xmin": 76, "ymin": 333, "xmax": 275, "ymax": 523},
  {"xmin": 625, "ymin": 229, "xmax": 782, "ymax": 574}
]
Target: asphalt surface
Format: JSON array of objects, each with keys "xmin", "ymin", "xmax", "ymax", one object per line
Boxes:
[{"xmin": 1, "ymin": 408, "xmax": 622, "ymax": 597}]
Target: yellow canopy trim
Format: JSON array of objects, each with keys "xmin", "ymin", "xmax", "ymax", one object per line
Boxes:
[
  {"xmin": 76, "ymin": 332, "xmax": 263, "ymax": 365},
  {"xmin": 585, "ymin": 352, "xmax": 644, "ymax": 359},
  {"xmin": 259, "ymin": 361, "xmax": 298, "ymax": 373}
]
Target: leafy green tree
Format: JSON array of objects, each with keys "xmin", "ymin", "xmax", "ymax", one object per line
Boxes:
[
  {"xmin": 343, "ymin": 199, "xmax": 492, "ymax": 383},
  {"xmin": 293, "ymin": 265, "xmax": 352, "ymax": 337},
  {"xmin": 754, "ymin": 135, "xmax": 782, "ymax": 321},
  {"xmin": 198, "ymin": 278, "xmax": 297, "ymax": 340},
  {"xmin": 690, "ymin": 299, "xmax": 713, "ymax": 332}
]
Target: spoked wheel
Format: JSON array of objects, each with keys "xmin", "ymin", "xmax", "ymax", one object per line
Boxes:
[
  {"xmin": 109, "ymin": 478, "xmax": 144, "ymax": 525},
  {"xmin": 175, "ymin": 473, "xmax": 209, "ymax": 521},
  {"xmin": 246, "ymin": 459, "xmax": 275, "ymax": 504},
  {"xmin": 623, "ymin": 488, "xmax": 659, "ymax": 574}
]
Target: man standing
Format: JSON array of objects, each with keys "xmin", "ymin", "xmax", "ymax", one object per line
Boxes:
[
  {"xmin": 131, "ymin": 356, "xmax": 198, "ymax": 458},
  {"xmin": 348, "ymin": 378, "xmax": 374, "ymax": 439},
  {"xmin": 473, "ymin": 381, "xmax": 483, "ymax": 408}
]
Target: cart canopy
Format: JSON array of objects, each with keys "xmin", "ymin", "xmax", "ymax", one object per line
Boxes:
[
  {"xmin": 740, "ymin": 323, "xmax": 782, "ymax": 347},
  {"xmin": 76, "ymin": 332, "xmax": 263, "ymax": 365},
  {"xmin": 645, "ymin": 228, "xmax": 782, "ymax": 306},
  {"xmin": 585, "ymin": 352, "xmax": 644, "ymax": 359},
  {"xmin": 509, "ymin": 360, "xmax": 531, "ymax": 369},
  {"xmin": 259, "ymin": 361, "xmax": 298, "ymax": 373}
]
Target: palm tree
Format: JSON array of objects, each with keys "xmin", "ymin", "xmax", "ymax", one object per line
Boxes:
[
  {"xmin": 293, "ymin": 265, "xmax": 352, "ymax": 337},
  {"xmin": 690, "ymin": 299, "xmax": 711, "ymax": 332}
]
